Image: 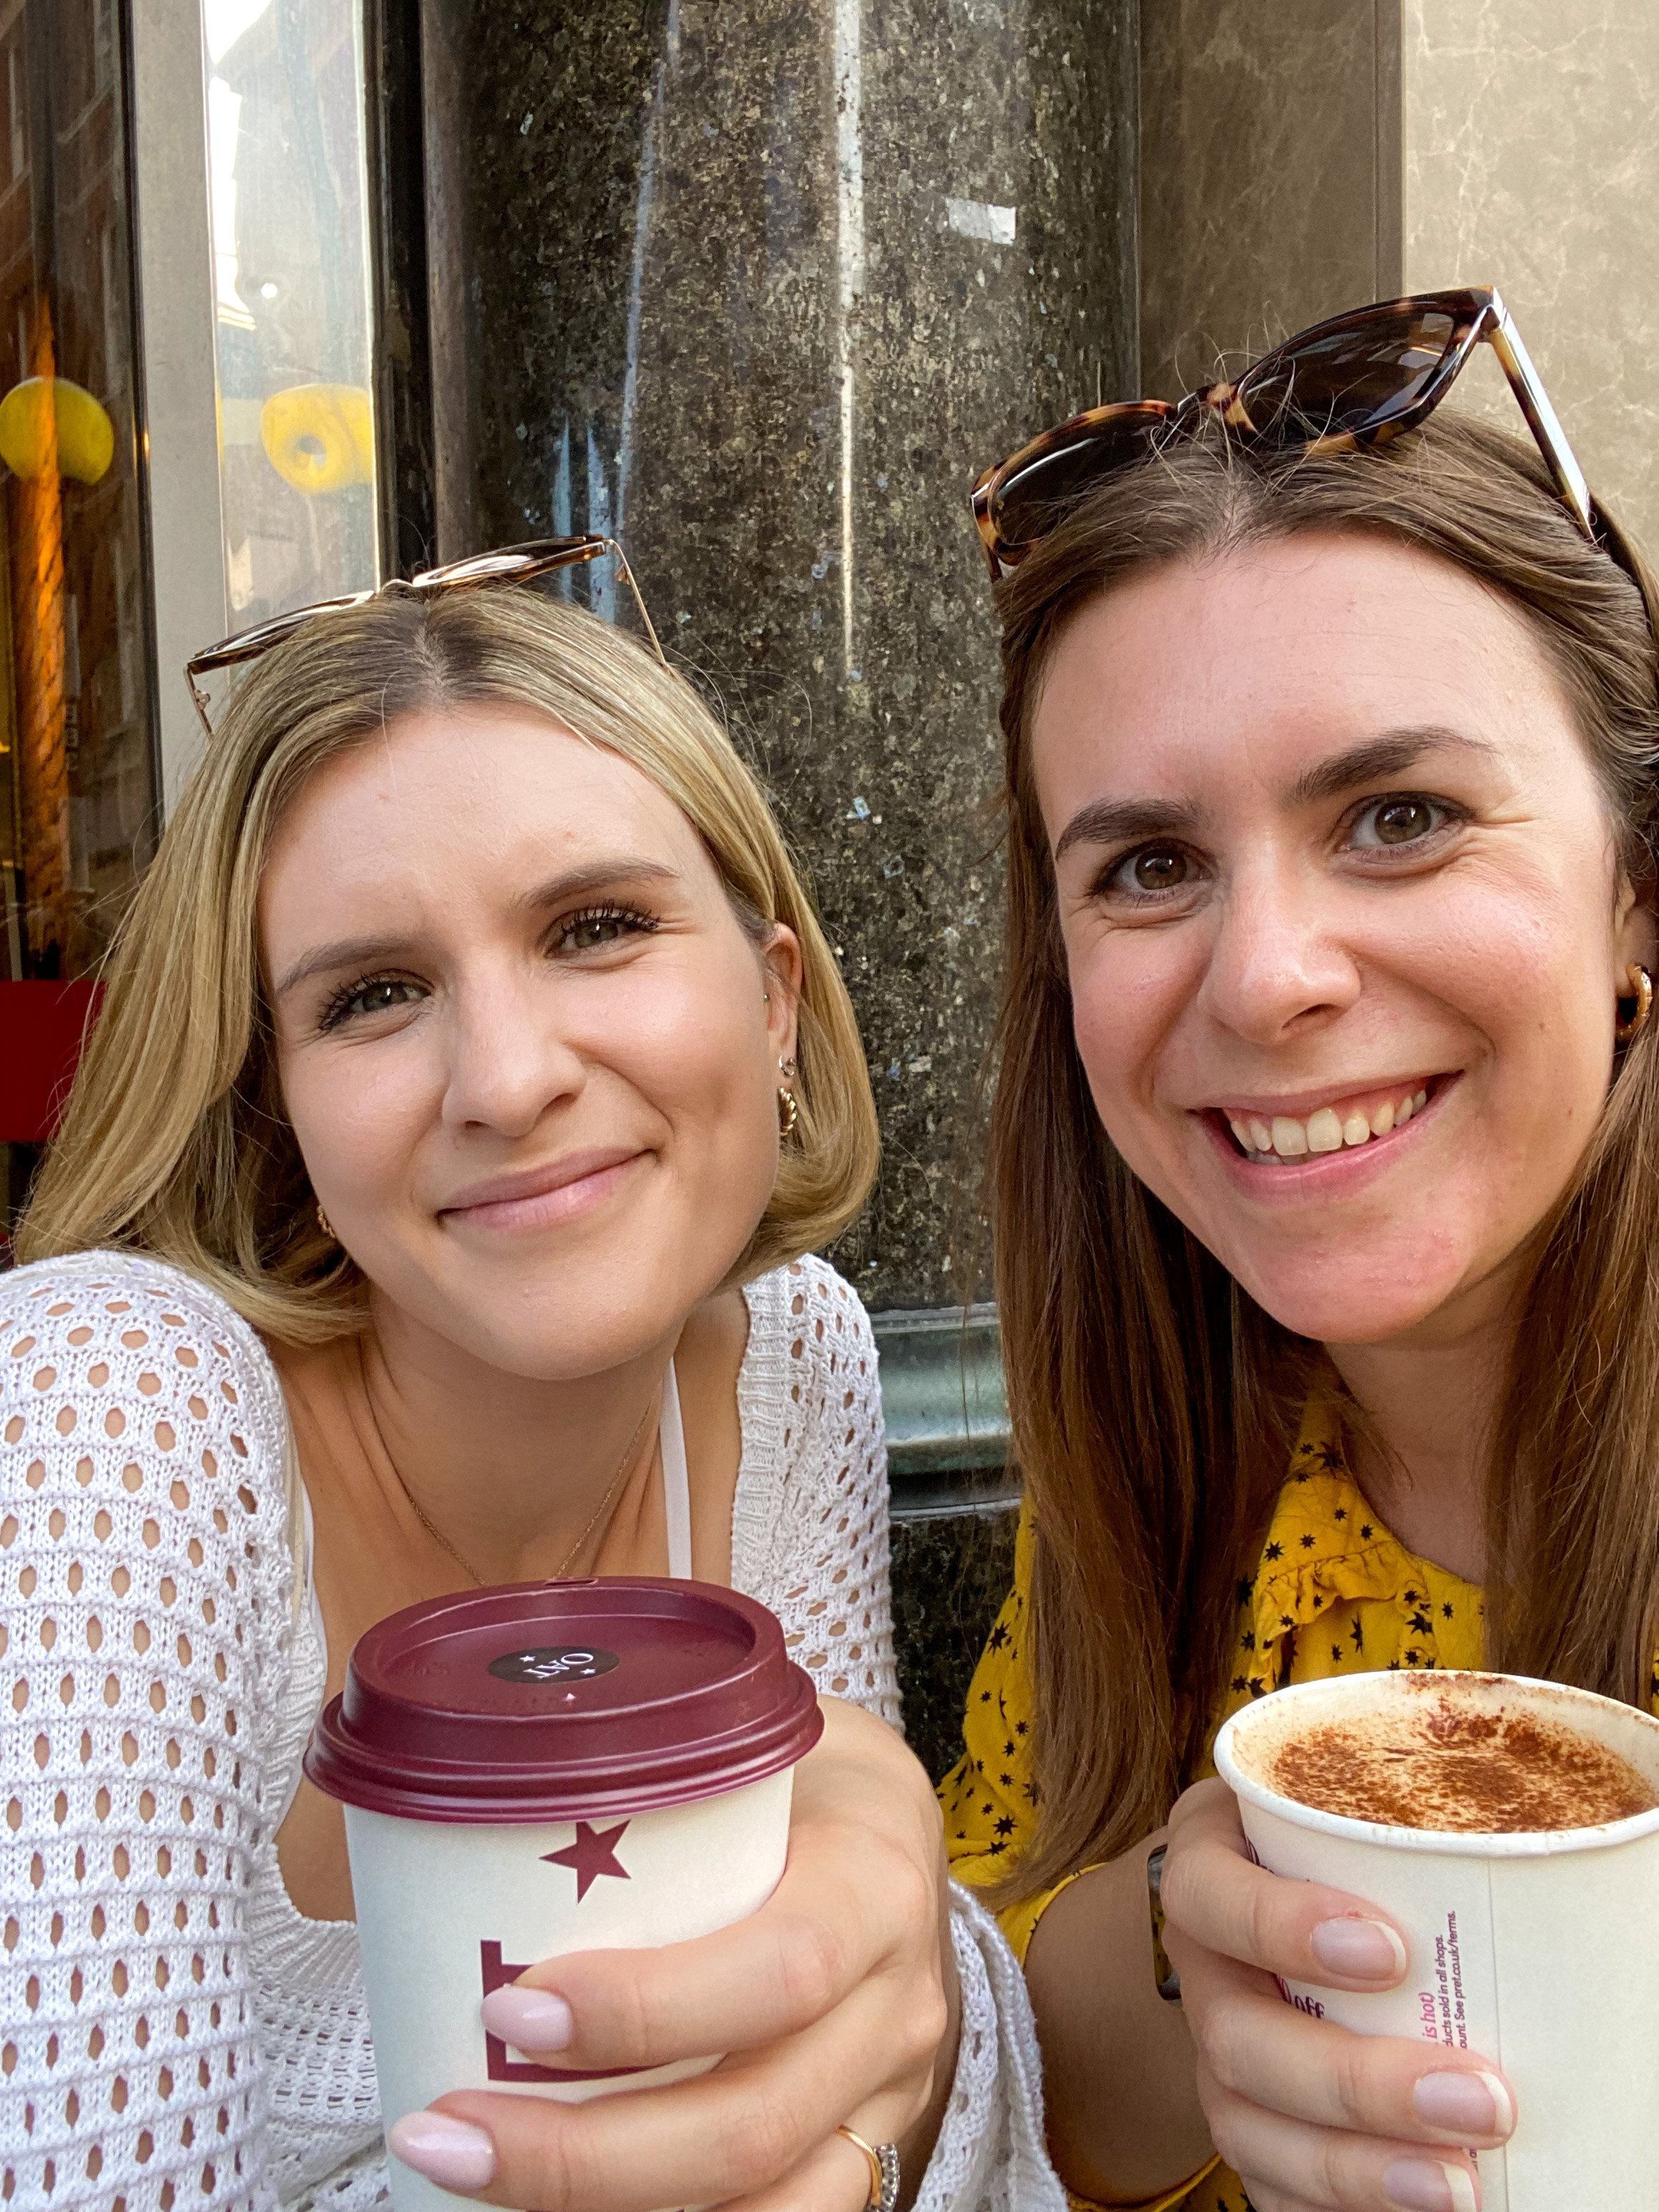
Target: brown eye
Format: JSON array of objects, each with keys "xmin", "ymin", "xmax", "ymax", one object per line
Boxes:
[
  {"xmin": 1373, "ymin": 799, "xmax": 1434, "ymax": 845},
  {"xmin": 1133, "ymin": 847, "xmax": 1189, "ymax": 892}
]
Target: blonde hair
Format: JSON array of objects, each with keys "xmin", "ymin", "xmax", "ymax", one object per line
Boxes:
[{"xmin": 19, "ymin": 589, "xmax": 879, "ymax": 1342}]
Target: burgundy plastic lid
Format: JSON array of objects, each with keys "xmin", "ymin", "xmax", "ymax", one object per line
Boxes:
[{"xmin": 303, "ymin": 1576, "xmax": 824, "ymax": 1824}]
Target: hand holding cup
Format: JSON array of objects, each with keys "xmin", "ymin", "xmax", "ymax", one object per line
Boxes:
[
  {"xmin": 400, "ymin": 1694, "xmax": 956, "ymax": 2212},
  {"xmin": 306, "ymin": 1582, "xmax": 956, "ymax": 2212},
  {"xmin": 1160, "ymin": 1777, "xmax": 1513, "ymax": 2212}
]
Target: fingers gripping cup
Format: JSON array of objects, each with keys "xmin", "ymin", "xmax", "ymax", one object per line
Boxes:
[
  {"xmin": 304, "ymin": 1578, "xmax": 824, "ymax": 2212},
  {"xmin": 1215, "ymin": 1670, "xmax": 1659, "ymax": 2212}
]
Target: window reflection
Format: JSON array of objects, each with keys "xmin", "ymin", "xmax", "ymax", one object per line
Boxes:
[
  {"xmin": 203, "ymin": 0, "xmax": 378, "ymax": 626},
  {"xmin": 0, "ymin": 0, "xmax": 154, "ymax": 984}
]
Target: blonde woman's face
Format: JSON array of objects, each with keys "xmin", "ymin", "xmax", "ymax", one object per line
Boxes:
[
  {"xmin": 260, "ymin": 708, "xmax": 800, "ymax": 1378},
  {"xmin": 1031, "ymin": 532, "xmax": 1655, "ymax": 1349}
]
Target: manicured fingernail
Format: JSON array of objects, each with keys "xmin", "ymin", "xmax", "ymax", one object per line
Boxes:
[
  {"xmin": 388, "ymin": 2113, "xmax": 496, "ymax": 2191},
  {"xmin": 479, "ymin": 1983, "xmax": 575, "ymax": 2052},
  {"xmin": 1413, "ymin": 2068, "xmax": 1513, "ymax": 2138},
  {"xmin": 1309, "ymin": 1914, "xmax": 1408, "ymax": 1981},
  {"xmin": 1384, "ymin": 2156, "xmax": 1477, "ymax": 2212}
]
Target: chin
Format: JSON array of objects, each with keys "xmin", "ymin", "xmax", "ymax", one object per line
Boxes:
[{"xmin": 1226, "ymin": 1254, "xmax": 1473, "ymax": 1348}]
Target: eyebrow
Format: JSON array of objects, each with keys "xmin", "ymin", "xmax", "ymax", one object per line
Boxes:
[
  {"xmin": 271, "ymin": 854, "xmax": 682, "ymax": 998},
  {"xmin": 1287, "ymin": 726, "xmax": 1499, "ymax": 807},
  {"xmin": 1052, "ymin": 724, "xmax": 1499, "ymax": 862}
]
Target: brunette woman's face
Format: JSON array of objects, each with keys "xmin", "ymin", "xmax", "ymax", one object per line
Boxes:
[
  {"xmin": 1032, "ymin": 532, "xmax": 1654, "ymax": 1347},
  {"xmin": 259, "ymin": 708, "xmax": 800, "ymax": 1378}
]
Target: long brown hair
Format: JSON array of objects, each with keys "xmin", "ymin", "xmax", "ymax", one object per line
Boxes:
[
  {"xmin": 990, "ymin": 416, "xmax": 1659, "ymax": 1898},
  {"xmin": 19, "ymin": 588, "xmax": 879, "ymax": 1341}
]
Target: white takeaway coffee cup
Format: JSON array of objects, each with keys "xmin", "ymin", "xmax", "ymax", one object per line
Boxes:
[
  {"xmin": 1214, "ymin": 1669, "xmax": 1659, "ymax": 2212},
  {"xmin": 304, "ymin": 1577, "xmax": 824, "ymax": 2212}
]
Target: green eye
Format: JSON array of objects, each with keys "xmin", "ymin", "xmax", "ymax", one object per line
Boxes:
[
  {"xmin": 567, "ymin": 914, "xmax": 625, "ymax": 951},
  {"xmin": 352, "ymin": 981, "xmax": 418, "ymax": 1015},
  {"xmin": 557, "ymin": 903, "xmax": 659, "ymax": 954},
  {"xmin": 319, "ymin": 975, "xmax": 426, "ymax": 1032}
]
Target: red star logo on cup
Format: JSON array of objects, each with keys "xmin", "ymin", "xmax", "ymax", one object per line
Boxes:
[{"xmin": 541, "ymin": 1819, "xmax": 632, "ymax": 1903}]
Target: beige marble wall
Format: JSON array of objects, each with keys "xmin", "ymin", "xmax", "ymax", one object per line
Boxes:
[
  {"xmin": 1403, "ymin": 0, "xmax": 1659, "ymax": 559},
  {"xmin": 1139, "ymin": 0, "xmax": 1400, "ymax": 399}
]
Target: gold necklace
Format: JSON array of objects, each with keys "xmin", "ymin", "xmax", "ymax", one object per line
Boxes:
[{"xmin": 393, "ymin": 1395, "xmax": 657, "ymax": 1589}]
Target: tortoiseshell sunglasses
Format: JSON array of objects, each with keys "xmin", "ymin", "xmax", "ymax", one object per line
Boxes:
[
  {"xmin": 971, "ymin": 287, "xmax": 1640, "ymax": 587},
  {"xmin": 185, "ymin": 535, "xmax": 665, "ymax": 739}
]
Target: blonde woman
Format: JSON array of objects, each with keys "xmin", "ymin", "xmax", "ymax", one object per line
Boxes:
[{"xmin": 1, "ymin": 574, "xmax": 1054, "ymax": 2212}]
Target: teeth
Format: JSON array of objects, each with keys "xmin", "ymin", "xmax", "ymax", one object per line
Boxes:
[
  {"xmin": 1228, "ymin": 1085, "xmax": 1433, "ymax": 1163},
  {"xmin": 1306, "ymin": 1107, "xmax": 1343, "ymax": 1154}
]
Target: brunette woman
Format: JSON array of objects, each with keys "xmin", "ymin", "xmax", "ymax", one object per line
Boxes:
[
  {"xmin": 0, "ymin": 567, "xmax": 1056, "ymax": 2212},
  {"xmin": 946, "ymin": 293, "xmax": 1659, "ymax": 2212}
]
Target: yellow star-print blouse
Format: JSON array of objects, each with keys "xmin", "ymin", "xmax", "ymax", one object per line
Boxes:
[{"xmin": 941, "ymin": 1399, "xmax": 1486, "ymax": 2212}]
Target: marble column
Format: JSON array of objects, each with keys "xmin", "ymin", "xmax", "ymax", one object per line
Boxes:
[
  {"xmin": 1138, "ymin": 0, "xmax": 1401, "ymax": 395},
  {"xmin": 420, "ymin": 0, "xmax": 1138, "ymax": 1775},
  {"xmin": 420, "ymin": 0, "xmax": 1136, "ymax": 1315}
]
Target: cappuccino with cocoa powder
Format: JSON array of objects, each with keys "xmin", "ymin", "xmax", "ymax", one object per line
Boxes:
[
  {"xmin": 1264, "ymin": 1695, "xmax": 1658, "ymax": 1834},
  {"xmin": 1215, "ymin": 1670, "xmax": 1659, "ymax": 2212}
]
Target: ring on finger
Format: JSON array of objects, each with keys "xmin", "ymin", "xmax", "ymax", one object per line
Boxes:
[{"xmin": 836, "ymin": 2127, "xmax": 900, "ymax": 2212}]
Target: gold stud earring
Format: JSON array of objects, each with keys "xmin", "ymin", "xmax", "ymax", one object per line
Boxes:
[
  {"xmin": 777, "ymin": 1055, "xmax": 798, "ymax": 1138},
  {"xmin": 1617, "ymin": 963, "xmax": 1653, "ymax": 1045},
  {"xmin": 316, "ymin": 1198, "xmax": 336, "ymax": 1242}
]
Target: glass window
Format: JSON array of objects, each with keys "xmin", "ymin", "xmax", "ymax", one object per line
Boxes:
[
  {"xmin": 0, "ymin": 0, "xmax": 156, "ymax": 984},
  {"xmin": 203, "ymin": 0, "xmax": 378, "ymax": 627}
]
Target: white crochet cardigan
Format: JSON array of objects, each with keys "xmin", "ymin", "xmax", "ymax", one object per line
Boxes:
[{"xmin": 0, "ymin": 1249, "xmax": 1060, "ymax": 2212}]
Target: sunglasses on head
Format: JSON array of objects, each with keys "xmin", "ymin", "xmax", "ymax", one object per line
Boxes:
[
  {"xmin": 184, "ymin": 535, "xmax": 665, "ymax": 740},
  {"xmin": 971, "ymin": 287, "xmax": 1638, "ymax": 589}
]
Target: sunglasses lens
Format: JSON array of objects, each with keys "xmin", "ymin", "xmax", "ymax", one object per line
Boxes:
[
  {"xmin": 991, "ymin": 410, "xmax": 1168, "ymax": 553},
  {"xmin": 1234, "ymin": 307, "xmax": 1461, "ymax": 443}
]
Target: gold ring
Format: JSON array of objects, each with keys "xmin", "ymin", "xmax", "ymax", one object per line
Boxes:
[{"xmin": 836, "ymin": 2127, "xmax": 899, "ymax": 2212}]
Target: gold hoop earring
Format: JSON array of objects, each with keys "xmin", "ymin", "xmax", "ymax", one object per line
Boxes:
[
  {"xmin": 316, "ymin": 1199, "xmax": 336, "ymax": 1242},
  {"xmin": 1617, "ymin": 963, "xmax": 1653, "ymax": 1045},
  {"xmin": 777, "ymin": 1055, "xmax": 798, "ymax": 1138}
]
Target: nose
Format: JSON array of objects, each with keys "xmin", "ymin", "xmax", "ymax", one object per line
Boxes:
[
  {"xmin": 1198, "ymin": 852, "xmax": 1362, "ymax": 1045},
  {"xmin": 439, "ymin": 963, "xmax": 587, "ymax": 1138}
]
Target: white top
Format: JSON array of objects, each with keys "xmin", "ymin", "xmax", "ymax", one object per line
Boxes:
[
  {"xmin": 1, "ymin": 1249, "xmax": 1061, "ymax": 2212},
  {"xmin": 658, "ymin": 1360, "xmax": 691, "ymax": 1579}
]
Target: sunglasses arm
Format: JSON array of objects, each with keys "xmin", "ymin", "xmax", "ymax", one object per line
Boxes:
[{"xmin": 1487, "ymin": 310, "xmax": 1593, "ymax": 537}]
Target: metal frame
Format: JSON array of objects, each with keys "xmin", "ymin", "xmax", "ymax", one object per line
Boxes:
[
  {"xmin": 126, "ymin": 0, "xmax": 227, "ymax": 812},
  {"xmin": 872, "ymin": 1304, "xmax": 1017, "ymax": 1520}
]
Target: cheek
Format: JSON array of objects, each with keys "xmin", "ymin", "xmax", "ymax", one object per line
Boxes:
[
  {"xmin": 1064, "ymin": 925, "xmax": 1193, "ymax": 1152},
  {"xmin": 607, "ymin": 957, "xmax": 778, "ymax": 1175},
  {"xmin": 282, "ymin": 1044, "xmax": 436, "ymax": 1203}
]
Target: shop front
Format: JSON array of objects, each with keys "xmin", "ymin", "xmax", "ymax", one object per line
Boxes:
[{"xmin": 0, "ymin": 0, "xmax": 405, "ymax": 1233}]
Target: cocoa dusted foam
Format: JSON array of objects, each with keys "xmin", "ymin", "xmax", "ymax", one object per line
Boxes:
[{"xmin": 1265, "ymin": 1696, "xmax": 1659, "ymax": 1833}]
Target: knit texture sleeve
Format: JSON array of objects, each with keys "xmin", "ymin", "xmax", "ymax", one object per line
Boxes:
[
  {"xmin": 1, "ymin": 1252, "xmax": 296, "ymax": 2212},
  {"xmin": 733, "ymin": 1262, "xmax": 1064, "ymax": 2212},
  {"xmin": 730, "ymin": 1255, "xmax": 901, "ymax": 1724}
]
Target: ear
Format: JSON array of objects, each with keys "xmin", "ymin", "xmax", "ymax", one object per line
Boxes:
[
  {"xmin": 761, "ymin": 925, "xmax": 804, "ymax": 1067},
  {"xmin": 1615, "ymin": 867, "xmax": 1658, "ymax": 976}
]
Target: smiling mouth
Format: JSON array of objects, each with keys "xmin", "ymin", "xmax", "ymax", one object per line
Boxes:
[{"xmin": 1214, "ymin": 1077, "xmax": 1450, "ymax": 1167}]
